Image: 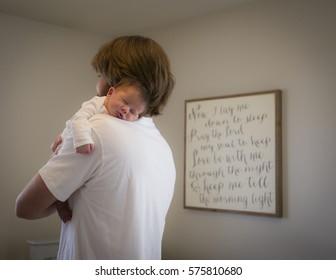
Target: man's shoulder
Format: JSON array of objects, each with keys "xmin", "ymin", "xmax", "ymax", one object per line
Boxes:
[{"xmin": 89, "ymin": 114, "xmax": 116, "ymax": 130}]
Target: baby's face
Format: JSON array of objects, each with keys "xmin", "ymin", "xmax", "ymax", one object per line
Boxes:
[{"xmin": 104, "ymin": 85, "xmax": 147, "ymax": 121}]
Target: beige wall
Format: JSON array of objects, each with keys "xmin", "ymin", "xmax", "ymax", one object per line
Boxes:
[
  {"xmin": 147, "ymin": 0, "xmax": 336, "ymax": 259},
  {"xmin": 1, "ymin": 0, "xmax": 336, "ymax": 260},
  {"xmin": 0, "ymin": 13, "xmax": 107, "ymax": 259}
]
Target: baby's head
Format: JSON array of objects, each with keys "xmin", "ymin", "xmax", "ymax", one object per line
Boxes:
[
  {"xmin": 92, "ymin": 35, "xmax": 175, "ymax": 116},
  {"xmin": 103, "ymin": 79, "xmax": 148, "ymax": 121}
]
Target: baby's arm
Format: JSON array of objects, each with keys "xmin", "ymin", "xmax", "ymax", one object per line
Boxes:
[{"xmin": 70, "ymin": 96, "xmax": 105, "ymax": 154}]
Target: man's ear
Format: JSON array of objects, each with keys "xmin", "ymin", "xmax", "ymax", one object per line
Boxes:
[{"xmin": 107, "ymin": 87, "xmax": 116, "ymax": 96}]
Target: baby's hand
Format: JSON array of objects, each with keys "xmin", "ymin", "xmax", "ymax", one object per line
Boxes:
[{"xmin": 76, "ymin": 144, "xmax": 94, "ymax": 154}]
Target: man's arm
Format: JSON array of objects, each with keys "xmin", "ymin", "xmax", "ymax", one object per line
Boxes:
[{"xmin": 15, "ymin": 173, "xmax": 57, "ymax": 220}]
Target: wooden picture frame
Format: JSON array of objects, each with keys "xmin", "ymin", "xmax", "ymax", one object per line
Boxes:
[{"xmin": 184, "ymin": 90, "xmax": 282, "ymax": 217}]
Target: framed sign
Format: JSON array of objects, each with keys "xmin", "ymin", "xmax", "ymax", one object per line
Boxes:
[{"xmin": 184, "ymin": 90, "xmax": 282, "ymax": 217}]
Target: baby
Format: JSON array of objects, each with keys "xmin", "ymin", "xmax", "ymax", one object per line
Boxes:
[{"xmin": 51, "ymin": 78, "xmax": 148, "ymax": 223}]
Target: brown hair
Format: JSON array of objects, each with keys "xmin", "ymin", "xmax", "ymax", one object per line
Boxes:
[{"xmin": 92, "ymin": 35, "xmax": 175, "ymax": 116}]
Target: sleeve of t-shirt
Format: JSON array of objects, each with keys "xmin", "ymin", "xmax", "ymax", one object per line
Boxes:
[{"xmin": 39, "ymin": 130, "xmax": 102, "ymax": 202}]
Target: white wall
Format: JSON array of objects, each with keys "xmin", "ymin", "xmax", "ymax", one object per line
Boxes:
[
  {"xmin": 147, "ymin": 0, "xmax": 336, "ymax": 259},
  {"xmin": 1, "ymin": 0, "xmax": 336, "ymax": 260},
  {"xmin": 0, "ymin": 13, "xmax": 108, "ymax": 259}
]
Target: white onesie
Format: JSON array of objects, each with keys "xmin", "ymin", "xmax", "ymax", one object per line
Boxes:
[{"xmin": 62, "ymin": 96, "xmax": 107, "ymax": 149}]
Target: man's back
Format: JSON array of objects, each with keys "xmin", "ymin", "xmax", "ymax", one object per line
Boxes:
[{"xmin": 53, "ymin": 115, "xmax": 175, "ymax": 259}]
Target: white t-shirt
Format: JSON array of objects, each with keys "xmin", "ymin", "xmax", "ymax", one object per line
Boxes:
[{"xmin": 40, "ymin": 114, "xmax": 176, "ymax": 259}]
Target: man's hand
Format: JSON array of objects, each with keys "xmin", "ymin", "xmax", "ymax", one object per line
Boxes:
[{"xmin": 51, "ymin": 135, "xmax": 63, "ymax": 155}]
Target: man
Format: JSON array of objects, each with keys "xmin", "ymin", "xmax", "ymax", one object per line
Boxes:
[{"xmin": 15, "ymin": 35, "xmax": 176, "ymax": 259}]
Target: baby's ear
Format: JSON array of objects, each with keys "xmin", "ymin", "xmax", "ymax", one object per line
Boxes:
[{"xmin": 107, "ymin": 87, "xmax": 116, "ymax": 96}]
